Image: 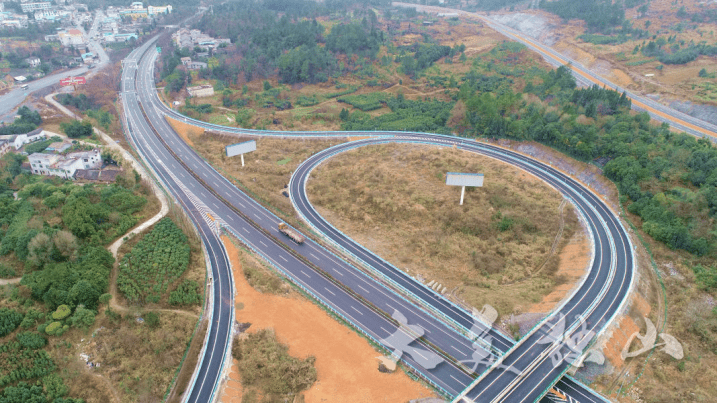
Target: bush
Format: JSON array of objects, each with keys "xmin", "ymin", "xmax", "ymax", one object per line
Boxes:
[
  {"xmin": 169, "ymin": 279, "xmax": 202, "ymax": 306},
  {"xmin": 0, "ymin": 264, "xmax": 16, "ymax": 278},
  {"xmin": 233, "ymin": 329, "xmax": 316, "ymax": 396},
  {"xmin": 69, "ymin": 305, "xmax": 95, "ymax": 329},
  {"xmin": 51, "ymin": 305, "xmax": 71, "ymax": 320},
  {"xmin": 144, "ymin": 312, "xmax": 160, "ymax": 328},
  {"xmin": 60, "ymin": 120, "xmax": 93, "ymax": 138},
  {"xmin": 16, "ymin": 331, "xmax": 47, "ymax": 349},
  {"xmin": 0, "ymin": 308, "xmax": 23, "ymax": 337},
  {"xmin": 44, "ymin": 321, "xmax": 62, "ymax": 335}
]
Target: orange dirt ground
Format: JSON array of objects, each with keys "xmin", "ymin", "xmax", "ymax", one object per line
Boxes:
[
  {"xmin": 218, "ymin": 235, "xmax": 434, "ymax": 403},
  {"xmin": 166, "ymin": 116, "xmax": 202, "ymax": 147},
  {"xmin": 526, "ymin": 230, "xmax": 592, "ymax": 314},
  {"xmin": 602, "ymin": 295, "xmax": 652, "ymax": 368}
]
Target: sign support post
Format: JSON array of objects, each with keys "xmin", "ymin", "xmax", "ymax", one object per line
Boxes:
[
  {"xmin": 226, "ymin": 140, "xmax": 256, "ymax": 167},
  {"xmin": 446, "ymin": 172, "xmax": 484, "ymax": 205}
]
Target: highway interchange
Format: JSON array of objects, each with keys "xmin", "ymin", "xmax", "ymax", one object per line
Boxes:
[
  {"xmin": 116, "ymin": 24, "xmax": 643, "ymax": 402},
  {"xmin": 105, "ymin": 4, "xmax": 717, "ymax": 402}
]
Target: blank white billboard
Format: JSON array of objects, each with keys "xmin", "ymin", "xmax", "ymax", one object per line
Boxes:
[
  {"xmin": 446, "ymin": 172, "xmax": 484, "ymax": 187},
  {"xmin": 226, "ymin": 140, "xmax": 256, "ymax": 157}
]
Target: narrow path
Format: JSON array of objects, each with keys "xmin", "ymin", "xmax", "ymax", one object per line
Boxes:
[
  {"xmin": 45, "ymin": 93, "xmax": 185, "ymax": 316},
  {"xmin": 0, "ymin": 277, "xmax": 21, "ymax": 286}
]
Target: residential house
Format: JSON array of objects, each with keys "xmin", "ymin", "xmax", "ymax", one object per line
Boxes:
[
  {"xmin": 28, "ymin": 148, "xmax": 101, "ymax": 179},
  {"xmin": 180, "ymin": 56, "xmax": 191, "ymax": 66},
  {"xmin": 25, "ymin": 57, "xmax": 41, "ymax": 68},
  {"xmin": 74, "ymin": 169, "xmax": 121, "ymax": 183},
  {"xmin": 59, "ymin": 28, "xmax": 84, "ymax": 47},
  {"xmin": 187, "ymin": 61, "xmax": 207, "ymax": 70},
  {"xmin": 13, "ymin": 129, "xmax": 46, "ymax": 150},
  {"xmin": 81, "ymin": 52, "xmax": 94, "ymax": 64},
  {"xmin": 45, "ymin": 140, "xmax": 72, "ymax": 153}
]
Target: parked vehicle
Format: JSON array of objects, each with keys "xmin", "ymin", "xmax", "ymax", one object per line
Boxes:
[
  {"xmin": 278, "ymin": 222, "xmax": 305, "ymax": 244},
  {"xmin": 20, "ymin": 84, "xmax": 28, "ymax": 90}
]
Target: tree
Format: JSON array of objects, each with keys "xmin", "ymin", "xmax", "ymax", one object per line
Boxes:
[
  {"xmin": 339, "ymin": 108, "xmax": 349, "ymax": 121},
  {"xmin": 699, "ymin": 68, "xmax": 708, "ymax": 77},
  {"xmin": 60, "ymin": 120, "xmax": 93, "ymax": 138},
  {"xmin": 17, "ymin": 106, "xmax": 42, "ymax": 126},
  {"xmin": 52, "ymin": 230, "xmax": 78, "ymax": 261},
  {"xmin": 68, "ymin": 280, "xmax": 100, "ymax": 310},
  {"xmin": 69, "ymin": 305, "xmax": 95, "ymax": 329},
  {"xmin": 26, "ymin": 232, "xmax": 52, "ymax": 269}
]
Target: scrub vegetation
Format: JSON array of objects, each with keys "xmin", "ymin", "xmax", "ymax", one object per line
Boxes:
[
  {"xmin": 0, "ymin": 149, "xmax": 201, "ymax": 402},
  {"xmin": 307, "ymin": 143, "xmax": 581, "ymax": 315}
]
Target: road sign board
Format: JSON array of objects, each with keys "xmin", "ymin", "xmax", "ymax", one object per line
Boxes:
[
  {"xmin": 59, "ymin": 76, "xmax": 87, "ymax": 86},
  {"xmin": 156, "ymin": 46, "xmax": 161, "ymax": 53},
  {"xmin": 446, "ymin": 172, "xmax": 484, "ymax": 187},
  {"xmin": 226, "ymin": 140, "xmax": 256, "ymax": 157}
]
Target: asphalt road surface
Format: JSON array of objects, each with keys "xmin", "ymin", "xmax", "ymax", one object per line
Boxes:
[
  {"xmin": 124, "ymin": 40, "xmax": 633, "ymax": 402},
  {"xmin": 0, "ymin": 12, "xmax": 110, "ymax": 122}
]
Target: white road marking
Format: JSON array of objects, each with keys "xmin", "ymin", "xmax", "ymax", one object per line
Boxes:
[
  {"xmin": 324, "ymin": 287, "xmax": 335, "ymax": 296},
  {"xmin": 259, "ymin": 240, "xmax": 267, "ymax": 247},
  {"xmin": 350, "ymin": 306, "xmax": 364, "ymax": 315},
  {"xmin": 380, "ymin": 326, "xmax": 391, "ymax": 334},
  {"xmin": 242, "ymin": 227, "xmax": 249, "ymax": 233},
  {"xmin": 310, "ymin": 253, "xmax": 320, "ymax": 261},
  {"xmin": 253, "ymin": 213, "xmax": 261, "ymax": 220},
  {"xmin": 279, "ymin": 255, "xmax": 288, "ymax": 262},
  {"xmin": 300, "ymin": 270, "xmax": 311, "ymax": 278},
  {"xmin": 357, "ymin": 284, "xmax": 370, "ymax": 294}
]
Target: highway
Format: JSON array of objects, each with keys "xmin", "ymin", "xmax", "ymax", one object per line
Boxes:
[
  {"xmin": 124, "ymin": 39, "xmax": 486, "ymax": 400},
  {"xmin": 290, "ymin": 137, "xmax": 633, "ymax": 403},
  {"xmin": 392, "ymin": 2, "xmax": 717, "ymax": 142},
  {"xmin": 122, "ymin": 37, "xmax": 635, "ymax": 402}
]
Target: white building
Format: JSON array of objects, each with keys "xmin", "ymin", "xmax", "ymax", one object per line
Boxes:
[
  {"xmin": 25, "ymin": 57, "xmax": 40, "ymax": 67},
  {"xmin": 28, "ymin": 148, "xmax": 101, "ymax": 179},
  {"xmin": 21, "ymin": 2, "xmax": 51, "ymax": 12},
  {"xmin": 58, "ymin": 29, "xmax": 84, "ymax": 47},
  {"xmin": 13, "ymin": 129, "xmax": 46, "ymax": 150}
]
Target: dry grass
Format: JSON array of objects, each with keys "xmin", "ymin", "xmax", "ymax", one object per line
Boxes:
[
  {"xmin": 306, "ymin": 143, "xmax": 582, "ymax": 317},
  {"xmin": 174, "ymin": 124, "xmax": 346, "ymax": 228},
  {"xmin": 87, "ymin": 311, "xmax": 197, "ymax": 403}
]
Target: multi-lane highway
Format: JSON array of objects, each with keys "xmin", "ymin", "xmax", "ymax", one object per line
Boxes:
[
  {"xmin": 392, "ymin": 1, "xmax": 717, "ymax": 142},
  {"xmin": 119, "ymin": 32, "xmax": 639, "ymax": 403},
  {"xmin": 125, "ymin": 39, "xmax": 484, "ymax": 400}
]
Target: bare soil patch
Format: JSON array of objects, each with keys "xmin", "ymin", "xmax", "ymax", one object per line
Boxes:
[
  {"xmin": 218, "ymin": 235, "xmax": 435, "ymax": 402},
  {"xmin": 306, "ymin": 143, "xmax": 585, "ymax": 318}
]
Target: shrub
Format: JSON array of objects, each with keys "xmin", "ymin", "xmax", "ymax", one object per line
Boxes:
[
  {"xmin": 233, "ymin": 329, "xmax": 316, "ymax": 396},
  {"xmin": 144, "ymin": 312, "xmax": 160, "ymax": 328},
  {"xmin": 51, "ymin": 305, "xmax": 71, "ymax": 320},
  {"xmin": 0, "ymin": 308, "xmax": 23, "ymax": 337},
  {"xmin": 45, "ymin": 321, "xmax": 62, "ymax": 335},
  {"xmin": 69, "ymin": 305, "xmax": 95, "ymax": 329},
  {"xmin": 16, "ymin": 331, "xmax": 47, "ymax": 349},
  {"xmin": 0, "ymin": 264, "xmax": 15, "ymax": 278},
  {"xmin": 169, "ymin": 279, "xmax": 202, "ymax": 306}
]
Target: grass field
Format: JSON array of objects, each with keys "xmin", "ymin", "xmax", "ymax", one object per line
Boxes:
[{"xmin": 306, "ymin": 143, "xmax": 582, "ymax": 317}]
